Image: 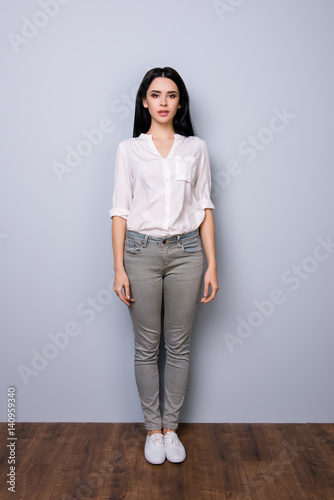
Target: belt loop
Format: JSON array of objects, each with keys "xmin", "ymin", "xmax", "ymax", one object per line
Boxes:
[
  {"xmin": 143, "ymin": 234, "xmax": 148, "ymax": 247},
  {"xmin": 177, "ymin": 234, "xmax": 181, "ymax": 248}
]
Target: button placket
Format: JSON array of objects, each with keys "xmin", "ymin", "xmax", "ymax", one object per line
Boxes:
[{"xmin": 163, "ymin": 158, "xmax": 171, "ymax": 233}]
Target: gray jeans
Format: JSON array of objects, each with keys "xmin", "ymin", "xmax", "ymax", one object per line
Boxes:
[{"xmin": 123, "ymin": 228, "xmax": 204, "ymax": 431}]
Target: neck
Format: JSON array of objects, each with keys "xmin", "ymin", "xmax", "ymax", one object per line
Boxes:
[{"xmin": 146, "ymin": 122, "xmax": 175, "ymax": 140}]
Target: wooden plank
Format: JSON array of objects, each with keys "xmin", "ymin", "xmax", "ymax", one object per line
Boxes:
[
  {"xmin": 307, "ymin": 423, "xmax": 334, "ymax": 467},
  {"xmin": 267, "ymin": 424, "xmax": 334, "ymax": 499},
  {"xmin": 235, "ymin": 424, "xmax": 309, "ymax": 499}
]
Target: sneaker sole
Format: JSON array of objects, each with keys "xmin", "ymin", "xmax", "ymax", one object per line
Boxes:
[
  {"xmin": 144, "ymin": 453, "xmax": 166, "ymax": 465},
  {"xmin": 165, "ymin": 453, "xmax": 186, "ymax": 463}
]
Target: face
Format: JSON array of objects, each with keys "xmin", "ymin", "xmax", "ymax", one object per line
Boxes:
[{"xmin": 142, "ymin": 77, "xmax": 181, "ymax": 126}]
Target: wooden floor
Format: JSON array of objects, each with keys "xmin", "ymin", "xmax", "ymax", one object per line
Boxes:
[{"xmin": 0, "ymin": 422, "xmax": 333, "ymax": 499}]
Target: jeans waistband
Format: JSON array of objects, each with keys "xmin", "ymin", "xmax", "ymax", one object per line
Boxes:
[{"xmin": 125, "ymin": 228, "xmax": 200, "ymax": 247}]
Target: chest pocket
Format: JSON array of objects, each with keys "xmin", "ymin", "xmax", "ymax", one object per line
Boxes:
[{"xmin": 175, "ymin": 155, "xmax": 198, "ymax": 184}]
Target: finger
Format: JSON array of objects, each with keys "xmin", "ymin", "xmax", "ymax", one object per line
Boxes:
[
  {"xmin": 202, "ymin": 285, "xmax": 219, "ymax": 303},
  {"xmin": 116, "ymin": 289, "xmax": 131, "ymax": 307},
  {"xmin": 205, "ymin": 291, "xmax": 216, "ymax": 303},
  {"xmin": 201, "ymin": 281, "xmax": 210, "ymax": 301},
  {"xmin": 201, "ymin": 293, "xmax": 211, "ymax": 303},
  {"xmin": 124, "ymin": 283, "xmax": 135, "ymax": 303}
]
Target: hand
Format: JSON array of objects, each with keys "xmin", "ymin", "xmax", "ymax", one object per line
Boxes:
[
  {"xmin": 201, "ymin": 267, "xmax": 219, "ymax": 304},
  {"xmin": 113, "ymin": 269, "xmax": 135, "ymax": 307}
]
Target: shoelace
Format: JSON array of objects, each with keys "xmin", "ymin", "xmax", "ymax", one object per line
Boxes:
[
  {"xmin": 150, "ymin": 434, "xmax": 164, "ymax": 446},
  {"xmin": 164, "ymin": 432, "xmax": 179, "ymax": 446}
]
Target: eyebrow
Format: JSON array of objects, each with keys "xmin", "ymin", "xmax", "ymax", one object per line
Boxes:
[{"xmin": 150, "ymin": 90, "xmax": 178, "ymax": 94}]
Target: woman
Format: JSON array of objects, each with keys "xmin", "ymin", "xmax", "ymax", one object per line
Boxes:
[{"xmin": 109, "ymin": 67, "xmax": 219, "ymax": 465}]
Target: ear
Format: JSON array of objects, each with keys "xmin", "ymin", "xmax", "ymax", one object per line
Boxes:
[{"xmin": 142, "ymin": 97, "xmax": 148, "ymax": 108}]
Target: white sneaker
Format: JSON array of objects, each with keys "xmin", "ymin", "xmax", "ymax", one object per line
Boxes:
[
  {"xmin": 163, "ymin": 431, "xmax": 186, "ymax": 463},
  {"xmin": 144, "ymin": 433, "xmax": 166, "ymax": 464}
]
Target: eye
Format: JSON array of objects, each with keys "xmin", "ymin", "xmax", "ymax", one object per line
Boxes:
[
  {"xmin": 151, "ymin": 93, "xmax": 159, "ymax": 98},
  {"xmin": 169, "ymin": 94, "xmax": 177, "ymax": 99}
]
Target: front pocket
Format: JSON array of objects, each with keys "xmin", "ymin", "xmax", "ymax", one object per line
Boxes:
[
  {"xmin": 175, "ymin": 156, "xmax": 198, "ymax": 183},
  {"xmin": 124, "ymin": 238, "xmax": 143, "ymax": 256},
  {"xmin": 181, "ymin": 236, "xmax": 203, "ymax": 255}
]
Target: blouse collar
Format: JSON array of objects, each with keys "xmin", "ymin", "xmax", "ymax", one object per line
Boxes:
[{"xmin": 138, "ymin": 133, "xmax": 184, "ymax": 159}]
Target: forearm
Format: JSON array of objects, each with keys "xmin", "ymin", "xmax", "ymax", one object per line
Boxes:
[
  {"xmin": 199, "ymin": 209, "xmax": 217, "ymax": 269},
  {"xmin": 111, "ymin": 216, "xmax": 127, "ymax": 272}
]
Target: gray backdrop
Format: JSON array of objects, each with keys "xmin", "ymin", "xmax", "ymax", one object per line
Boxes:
[{"xmin": 1, "ymin": 0, "xmax": 333, "ymax": 423}]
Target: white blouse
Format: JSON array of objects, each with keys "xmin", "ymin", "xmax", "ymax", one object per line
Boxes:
[{"xmin": 108, "ymin": 133, "xmax": 215, "ymax": 237}]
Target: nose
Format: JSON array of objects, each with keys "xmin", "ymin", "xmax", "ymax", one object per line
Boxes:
[{"xmin": 161, "ymin": 95, "xmax": 167, "ymax": 107}]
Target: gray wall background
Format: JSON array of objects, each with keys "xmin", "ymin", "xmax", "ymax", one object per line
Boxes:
[{"xmin": 1, "ymin": 0, "xmax": 333, "ymax": 423}]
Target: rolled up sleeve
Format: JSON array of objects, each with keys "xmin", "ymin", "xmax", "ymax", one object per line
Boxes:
[
  {"xmin": 194, "ymin": 140, "xmax": 215, "ymax": 210},
  {"xmin": 108, "ymin": 142, "xmax": 132, "ymax": 220}
]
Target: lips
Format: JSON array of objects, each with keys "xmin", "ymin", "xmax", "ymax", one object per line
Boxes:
[{"xmin": 158, "ymin": 111, "xmax": 169, "ymax": 116}]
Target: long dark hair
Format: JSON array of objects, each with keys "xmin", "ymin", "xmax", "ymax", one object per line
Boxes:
[{"xmin": 133, "ymin": 67, "xmax": 195, "ymax": 138}]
